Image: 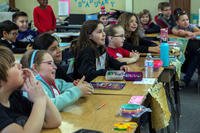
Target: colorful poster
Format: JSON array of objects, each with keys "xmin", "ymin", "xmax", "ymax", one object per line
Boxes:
[{"xmin": 70, "ymin": 0, "xmax": 125, "ymax": 14}]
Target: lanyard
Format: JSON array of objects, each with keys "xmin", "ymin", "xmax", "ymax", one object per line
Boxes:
[{"xmin": 39, "ymin": 74, "xmax": 60, "ymax": 98}]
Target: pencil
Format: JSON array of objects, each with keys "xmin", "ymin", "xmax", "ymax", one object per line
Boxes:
[{"xmin": 96, "ymin": 103, "xmax": 106, "ymax": 110}]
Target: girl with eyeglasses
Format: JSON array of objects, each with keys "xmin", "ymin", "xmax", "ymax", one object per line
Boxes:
[
  {"xmin": 72, "ymin": 20, "xmax": 129, "ymax": 82},
  {"xmin": 20, "ymin": 50, "xmax": 93, "ymax": 111},
  {"xmin": 0, "ymin": 46, "xmax": 61, "ymax": 132},
  {"xmin": 106, "ymin": 24, "xmax": 140, "ymax": 64}
]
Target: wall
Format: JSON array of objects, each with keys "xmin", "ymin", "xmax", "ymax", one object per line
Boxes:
[
  {"xmin": 133, "ymin": 0, "xmax": 168, "ymax": 19},
  {"xmin": 15, "ymin": 0, "xmax": 200, "ymax": 22},
  {"xmin": 15, "ymin": 0, "xmax": 57, "ymax": 21},
  {"xmin": 16, "ymin": 0, "xmax": 126, "ymax": 21},
  {"xmin": 191, "ymin": 0, "xmax": 200, "ymax": 14}
]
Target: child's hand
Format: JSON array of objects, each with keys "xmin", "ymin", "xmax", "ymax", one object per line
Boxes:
[
  {"xmin": 26, "ymin": 44, "xmax": 33, "ymax": 51},
  {"xmin": 120, "ymin": 65, "xmax": 129, "ymax": 72},
  {"xmin": 76, "ymin": 76, "xmax": 94, "ymax": 96},
  {"xmin": 185, "ymin": 31, "xmax": 195, "ymax": 38},
  {"xmin": 22, "ymin": 69, "xmax": 46, "ymax": 103}
]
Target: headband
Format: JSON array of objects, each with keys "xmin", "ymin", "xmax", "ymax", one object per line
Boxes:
[{"xmin": 29, "ymin": 50, "xmax": 38, "ymax": 68}]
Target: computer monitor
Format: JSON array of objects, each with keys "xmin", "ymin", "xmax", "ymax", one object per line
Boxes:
[
  {"xmin": 85, "ymin": 14, "xmax": 98, "ymax": 21},
  {"xmin": 68, "ymin": 14, "xmax": 86, "ymax": 25}
]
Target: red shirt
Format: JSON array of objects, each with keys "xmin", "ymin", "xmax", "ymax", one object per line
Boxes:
[
  {"xmin": 33, "ymin": 5, "xmax": 56, "ymax": 33},
  {"xmin": 106, "ymin": 47, "xmax": 130, "ymax": 58}
]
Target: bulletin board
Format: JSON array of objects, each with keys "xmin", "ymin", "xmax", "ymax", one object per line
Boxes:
[{"xmin": 70, "ymin": 0, "xmax": 125, "ymax": 14}]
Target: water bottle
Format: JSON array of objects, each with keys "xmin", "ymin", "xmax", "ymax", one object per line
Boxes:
[
  {"xmin": 160, "ymin": 42, "xmax": 169, "ymax": 67},
  {"xmin": 144, "ymin": 53, "xmax": 154, "ymax": 78}
]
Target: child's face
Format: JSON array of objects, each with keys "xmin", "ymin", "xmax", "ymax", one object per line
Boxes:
[
  {"xmin": 15, "ymin": 16, "xmax": 28, "ymax": 32},
  {"xmin": 110, "ymin": 26, "xmax": 125, "ymax": 48},
  {"xmin": 162, "ymin": 6, "xmax": 171, "ymax": 18},
  {"xmin": 176, "ymin": 14, "xmax": 189, "ymax": 28},
  {"xmin": 128, "ymin": 15, "xmax": 138, "ymax": 32},
  {"xmin": 47, "ymin": 41, "xmax": 62, "ymax": 64},
  {"xmin": 5, "ymin": 63, "xmax": 24, "ymax": 90},
  {"xmin": 99, "ymin": 15, "xmax": 108, "ymax": 26},
  {"xmin": 4, "ymin": 30, "xmax": 18, "ymax": 42},
  {"xmin": 90, "ymin": 23, "xmax": 106, "ymax": 46},
  {"xmin": 140, "ymin": 14, "xmax": 150, "ymax": 25},
  {"xmin": 37, "ymin": 53, "xmax": 57, "ymax": 82},
  {"xmin": 37, "ymin": 0, "xmax": 48, "ymax": 6}
]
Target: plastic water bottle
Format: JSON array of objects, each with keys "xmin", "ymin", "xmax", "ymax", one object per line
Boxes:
[
  {"xmin": 160, "ymin": 42, "xmax": 169, "ymax": 67},
  {"xmin": 144, "ymin": 53, "xmax": 154, "ymax": 78}
]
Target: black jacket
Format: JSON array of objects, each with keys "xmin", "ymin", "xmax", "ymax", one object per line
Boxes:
[
  {"xmin": 0, "ymin": 39, "xmax": 26, "ymax": 53},
  {"xmin": 123, "ymin": 37, "xmax": 157, "ymax": 53},
  {"xmin": 74, "ymin": 46, "xmax": 126, "ymax": 82}
]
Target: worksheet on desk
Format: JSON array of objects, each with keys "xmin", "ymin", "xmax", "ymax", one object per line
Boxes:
[{"xmin": 133, "ymin": 78, "xmax": 157, "ymax": 85}]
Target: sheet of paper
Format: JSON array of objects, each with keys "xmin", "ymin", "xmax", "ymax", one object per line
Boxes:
[
  {"xmin": 58, "ymin": 0, "xmax": 70, "ymax": 16},
  {"xmin": 133, "ymin": 78, "xmax": 156, "ymax": 85},
  {"xmin": 128, "ymin": 96, "xmax": 145, "ymax": 105}
]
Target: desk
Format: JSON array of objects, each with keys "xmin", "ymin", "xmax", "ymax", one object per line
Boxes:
[
  {"xmin": 93, "ymin": 57, "xmax": 164, "ymax": 96},
  {"xmin": 42, "ymin": 95, "xmax": 136, "ymax": 133},
  {"xmin": 145, "ymin": 34, "xmax": 179, "ymax": 38}
]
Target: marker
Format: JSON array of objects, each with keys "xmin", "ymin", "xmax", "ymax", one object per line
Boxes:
[{"xmin": 96, "ymin": 103, "xmax": 106, "ymax": 110}]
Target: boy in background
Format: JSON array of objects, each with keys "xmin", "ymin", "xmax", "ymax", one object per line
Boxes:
[
  {"xmin": 98, "ymin": 6, "xmax": 109, "ymax": 26},
  {"xmin": 0, "ymin": 20, "xmax": 27, "ymax": 53},
  {"xmin": 12, "ymin": 11, "xmax": 37, "ymax": 49},
  {"xmin": 154, "ymin": 2, "xmax": 176, "ymax": 33},
  {"xmin": 33, "ymin": 0, "xmax": 56, "ymax": 34}
]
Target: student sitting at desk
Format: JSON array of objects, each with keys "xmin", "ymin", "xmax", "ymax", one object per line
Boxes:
[
  {"xmin": 172, "ymin": 10, "xmax": 200, "ymax": 86},
  {"xmin": 154, "ymin": 2, "xmax": 176, "ymax": 34},
  {"xmin": 33, "ymin": 33, "xmax": 74, "ymax": 82},
  {"xmin": 138, "ymin": 9, "xmax": 160, "ymax": 34},
  {"xmin": 20, "ymin": 50, "xmax": 93, "ymax": 111},
  {"xmin": 98, "ymin": 6, "xmax": 109, "ymax": 27},
  {"xmin": 106, "ymin": 24, "xmax": 140, "ymax": 64},
  {"xmin": 172, "ymin": 10, "xmax": 200, "ymax": 37},
  {"xmin": 72, "ymin": 20, "xmax": 128, "ymax": 82},
  {"xmin": 12, "ymin": 11, "xmax": 38, "ymax": 49},
  {"xmin": 118, "ymin": 12, "xmax": 160, "ymax": 53},
  {"xmin": 0, "ymin": 20, "xmax": 28, "ymax": 53},
  {"xmin": 0, "ymin": 46, "xmax": 61, "ymax": 132}
]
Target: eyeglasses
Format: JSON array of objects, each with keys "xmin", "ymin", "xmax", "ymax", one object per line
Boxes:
[
  {"xmin": 41, "ymin": 61, "xmax": 56, "ymax": 67},
  {"xmin": 113, "ymin": 34, "xmax": 125, "ymax": 38},
  {"xmin": 9, "ymin": 31, "xmax": 18, "ymax": 36}
]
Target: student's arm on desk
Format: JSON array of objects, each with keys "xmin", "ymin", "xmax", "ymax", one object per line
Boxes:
[
  {"xmin": 148, "ymin": 45, "xmax": 160, "ymax": 53},
  {"xmin": 193, "ymin": 26, "xmax": 200, "ymax": 36},
  {"xmin": 117, "ymin": 53, "xmax": 140, "ymax": 64},
  {"xmin": 43, "ymin": 96, "xmax": 62, "ymax": 128},
  {"xmin": 172, "ymin": 27, "xmax": 195, "ymax": 38}
]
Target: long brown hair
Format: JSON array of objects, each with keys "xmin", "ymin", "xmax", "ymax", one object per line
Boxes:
[
  {"xmin": 71, "ymin": 20, "xmax": 105, "ymax": 58},
  {"xmin": 118, "ymin": 12, "xmax": 141, "ymax": 46}
]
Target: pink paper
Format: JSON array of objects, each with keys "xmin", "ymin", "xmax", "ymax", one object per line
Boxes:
[{"xmin": 128, "ymin": 96, "xmax": 145, "ymax": 105}]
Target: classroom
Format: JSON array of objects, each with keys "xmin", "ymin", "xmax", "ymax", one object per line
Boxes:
[{"xmin": 0, "ymin": 0, "xmax": 200, "ymax": 133}]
